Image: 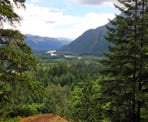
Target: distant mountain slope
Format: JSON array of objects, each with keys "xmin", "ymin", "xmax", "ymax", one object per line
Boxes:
[
  {"xmin": 25, "ymin": 34, "xmax": 70, "ymax": 51},
  {"xmin": 58, "ymin": 24, "xmax": 109, "ymax": 56}
]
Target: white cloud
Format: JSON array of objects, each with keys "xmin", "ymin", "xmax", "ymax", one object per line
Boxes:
[
  {"xmin": 15, "ymin": 3, "xmax": 116, "ymax": 39},
  {"xmin": 30, "ymin": 0, "xmax": 40, "ymax": 4},
  {"xmin": 72, "ymin": 0, "xmax": 117, "ymax": 5}
]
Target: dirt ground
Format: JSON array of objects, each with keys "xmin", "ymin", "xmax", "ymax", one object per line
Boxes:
[{"xmin": 19, "ymin": 113, "xmax": 68, "ymax": 122}]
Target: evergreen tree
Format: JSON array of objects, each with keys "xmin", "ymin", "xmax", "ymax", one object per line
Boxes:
[
  {"xmin": 0, "ymin": 0, "xmax": 43, "ymax": 119},
  {"xmin": 70, "ymin": 80, "xmax": 102, "ymax": 122},
  {"xmin": 100, "ymin": 0, "xmax": 148, "ymax": 122},
  {"xmin": 0, "ymin": 0, "xmax": 25, "ymax": 27},
  {"xmin": 0, "ymin": 26, "xmax": 39, "ymax": 120}
]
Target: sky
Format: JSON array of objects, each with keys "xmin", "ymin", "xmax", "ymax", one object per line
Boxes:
[{"xmin": 15, "ymin": 0, "xmax": 120, "ymax": 39}]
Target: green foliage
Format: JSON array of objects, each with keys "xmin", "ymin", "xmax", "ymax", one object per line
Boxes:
[
  {"xmin": 44, "ymin": 83, "xmax": 71, "ymax": 116},
  {"xmin": 68, "ymin": 79, "xmax": 102, "ymax": 122},
  {"xmin": 99, "ymin": 0, "xmax": 148, "ymax": 122},
  {"xmin": 0, "ymin": 75, "xmax": 44, "ymax": 118},
  {"xmin": 35, "ymin": 59, "xmax": 101, "ymax": 86},
  {"xmin": 18, "ymin": 103, "xmax": 44, "ymax": 116},
  {"xmin": 0, "ymin": 116, "xmax": 21, "ymax": 122},
  {"xmin": 0, "ymin": 4, "xmax": 41, "ymax": 119},
  {"xmin": 32, "ymin": 58, "xmax": 103, "ymax": 121},
  {"xmin": 0, "ymin": 0, "xmax": 25, "ymax": 27},
  {"xmin": 0, "ymin": 30, "xmax": 38, "ymax": 117},
  {"xmin": 0, "ymin": 0, "xmax": 46, "ymax": 121}
]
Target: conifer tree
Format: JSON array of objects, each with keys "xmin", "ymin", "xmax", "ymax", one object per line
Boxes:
[
  {"xmin": 70, "ymin": 80, "xmax": 102, "ymax": 122},
  {"xmin": 0, "ymin": 0, "xmax": 42, "ymax": 119},
  {"xmin": 100, "ymin": 0, "xmax": 148, "ymax": 122},
  {"xmin": 0, "ymin": 0, "xmax": 25, "ymax": 27}
]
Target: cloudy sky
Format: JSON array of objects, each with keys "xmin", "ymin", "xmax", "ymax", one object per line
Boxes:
[{"xmin": 15, "ymin": 0, "xmax": 119, "ymax": 39}]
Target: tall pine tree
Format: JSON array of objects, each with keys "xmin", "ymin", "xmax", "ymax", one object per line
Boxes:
[
  {"xmin": 100, "ymin": 0, "xmax": 148, "ymax": 122},
  {"xmin": 0, "ymin": 0, "xmax": 43, "ymax": 119}
]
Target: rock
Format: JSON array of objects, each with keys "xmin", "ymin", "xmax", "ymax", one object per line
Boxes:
[{"xmin": 19, "ymin": 113, "xmax": 68, "ymax": 122}]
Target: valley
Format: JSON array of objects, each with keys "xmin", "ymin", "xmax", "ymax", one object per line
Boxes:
[{"xmin": 25, "ymin": 21, "xmax": 110, "ymax": 57}]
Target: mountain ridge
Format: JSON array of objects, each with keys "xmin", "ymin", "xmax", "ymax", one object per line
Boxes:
[
  {"xmin": 25, "ymin": 19, "xmax": 113, "ymax": 56},
  {"xmin": 25, "ymin": 34, "xmax": 71, "ymax": 51},
  {"xmin": 58, "ymin": 23, "xmax": 109, "ymax": 56}
]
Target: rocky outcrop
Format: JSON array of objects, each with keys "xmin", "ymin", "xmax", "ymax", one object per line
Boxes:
[{"xmin": 19, "ymin": 114, "xmax": 68, "ymax": 122}]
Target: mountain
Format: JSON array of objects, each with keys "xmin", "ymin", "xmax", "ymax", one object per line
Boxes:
[
  {"xmin": 58, "ymin": 23, "xmax": 110, "ymax": 56},
  {"xmin": 25, "ymin": 34, "xmax": 71, "ymax": 51}
]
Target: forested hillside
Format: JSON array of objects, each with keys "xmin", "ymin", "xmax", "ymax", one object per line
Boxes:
[
  {"xmin": 25, "ymin": 34, "xmax": 70, "ymax": 51},
  {"xmin": 0, "ymin": 0, "xmax": 148, "ymax": 122},
  {"xmin": 58, "ymin": 25, "xmax": 108, "ymax": 56}
]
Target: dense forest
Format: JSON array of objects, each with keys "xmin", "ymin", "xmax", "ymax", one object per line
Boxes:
[{"xmin": 0, "ymin": 0, "xmax": 148, "ymax": 122}]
